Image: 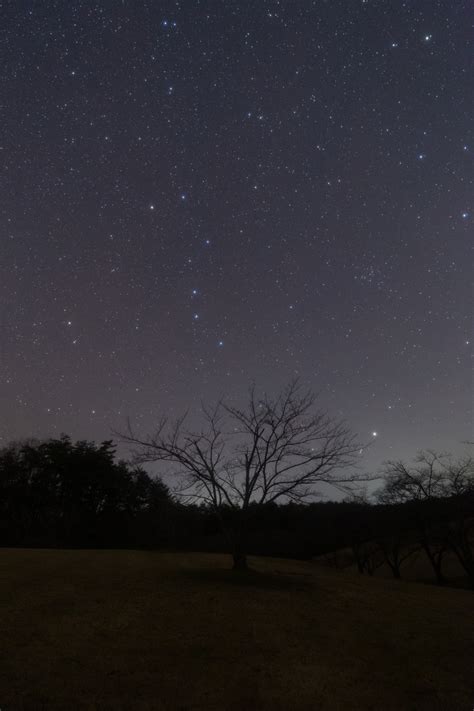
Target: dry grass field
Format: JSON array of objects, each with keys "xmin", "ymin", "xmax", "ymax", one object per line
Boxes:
[{"xmin": 0, "ymin": 548, "xmax": 473, "ymax": 710}]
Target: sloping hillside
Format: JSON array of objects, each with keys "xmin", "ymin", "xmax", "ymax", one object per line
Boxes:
[{"xmin": 0, "ymin": 549, "xmax": 473, "ymax": 710}]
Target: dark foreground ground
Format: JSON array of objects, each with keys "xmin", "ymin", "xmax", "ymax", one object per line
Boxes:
[{"xmin": 0, "ymin": 549, "xmax": 473, "ymax": 710}]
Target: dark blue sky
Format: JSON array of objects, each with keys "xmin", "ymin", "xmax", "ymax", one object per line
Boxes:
[{"xmin": 1, "ymin": 0, "xmax": 472, "ymax": 477}]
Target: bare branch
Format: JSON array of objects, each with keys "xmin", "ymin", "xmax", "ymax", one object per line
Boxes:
[{"xmin": 117, "ymin": 381, "xmax": 372, "ymax": 568}]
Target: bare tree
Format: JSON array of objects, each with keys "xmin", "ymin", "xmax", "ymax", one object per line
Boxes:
[
  {"xmin": 377, "ymin": 451, "xmax": 474, "ymax": 586},
  {"xmin": 442, "ymin": 455, "xmax": 474, "ymax": 588},
  {"xmin": 353, "ymin": 540, "xmax": 385, "ymax": 576},
  {"xmin": 375, "ymin": 531, "xmax": 420, "ymax": 580},
  {"xmin": 119, "ymin": 381, "xmax": 367, "ymax": 570},
  {"xmin": 377, "ymin": 450, "xmax": 447, "ymax": 503}
]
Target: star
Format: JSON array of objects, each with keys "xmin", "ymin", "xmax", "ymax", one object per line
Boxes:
[{"xmin": 1, "ymin": 0, "xmax": 470, "ymax": 503}]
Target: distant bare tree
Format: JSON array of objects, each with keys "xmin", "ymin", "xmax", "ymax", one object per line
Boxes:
[
  {"xmin": 119, "ymin": 381, "xmax": 368, "ymax": 570},
  {"xmin": 351, "ymin": 539, "xmax": 385, "ymax": 576},
  {"xmin": 378, "ymin": 450, "xmax": 474, "ymax": 586},
  {"xmin": 442, "ymin": 454, "xmax": 474, "ymax": 497},
  {"xmin": 375, "ymin": 532, "xmax": 420, "ymax": 580},
  {"xmin": 442, "ymin": 454, "xmax": 474, "ymax": 588},
  {"xmin": 377, "ymin": 450, "xmax": 447, "ymax": 504}
]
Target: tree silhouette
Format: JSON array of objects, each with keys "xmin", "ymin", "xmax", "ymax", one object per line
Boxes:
[
  {"xmin": 377, "ymin": 450, "xmax": 474, "ymax": 586},
  {"xmin": 0, "ymin": 436, "xmax": 171, "ymax": 547},
  {"xmin": 442, "ymin": 456, "xmax": 474, "ymax": 588},
  {"xmin": 119, "ymin": 381, "xmax": 368, "ymax": 570}
]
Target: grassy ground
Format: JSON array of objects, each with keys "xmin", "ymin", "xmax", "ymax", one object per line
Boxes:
[{"xmin": 0, "ymin": 549, "xmax": 473, "ymax": 710}]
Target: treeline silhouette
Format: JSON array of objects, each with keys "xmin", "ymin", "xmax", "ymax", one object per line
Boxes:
[
  {"xmin": 0, "ymin": 437, "xmax": 173, "ymax": 548},
  {"xmin": 0, "ymin": 436, "xmax": 472, "ymax": 588}
]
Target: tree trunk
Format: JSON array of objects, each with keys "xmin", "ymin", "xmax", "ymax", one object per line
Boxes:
[
  {"xmin": 231, "ymin": 509, "xmax": 249, "ymax": 571},
  {"xmin": 464, "ymin": 559, "xmax": 474, "ymax": 590},
  {"xmin": 421, "ymin": 542, "xmax": 446, "ymax": 585},
  {"xmin": 232, "ymin": 550, "xmax": 248, "ymax": 571},
  {"xmin": 386, "ymin": 560, "xmax": 402, "ymax": 579},
  {"xmin": 433, "ymin": 561, "xmax": 446, "ymax": 585},
  {"xmin": 449, "ymin": 532, "xmax": 474, "ymax": 588},
  {"xmin": 352, "ymin": 544, "xmax": 365, "ymax": 574}
]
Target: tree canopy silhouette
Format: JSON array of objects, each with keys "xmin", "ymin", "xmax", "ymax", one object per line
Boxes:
[
  {"xmin": 376, "ymin": 450, "xmax": 474, "ymax": 586},
  {"xmin": 120, "ymin": 380, "xmax": 368, "ymax": 569},
  {"xmin": 0, "ymin": 435, "xmax": 171, "ymax": 547}
]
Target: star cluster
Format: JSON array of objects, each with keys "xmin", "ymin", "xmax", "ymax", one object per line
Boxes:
[{"xmin": 1, "ymin": 1, "xmax": 472, "ymax": 473}]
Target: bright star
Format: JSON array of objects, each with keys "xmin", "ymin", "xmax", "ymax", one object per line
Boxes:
[{"xmin": 372, "ymin": 431, "xmax": 378, "ymax": 437}]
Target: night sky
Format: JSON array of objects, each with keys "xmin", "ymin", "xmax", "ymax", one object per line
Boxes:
[{"xmin": 1, "ymin": 1, "xmax": 472, "ymax": 476}]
